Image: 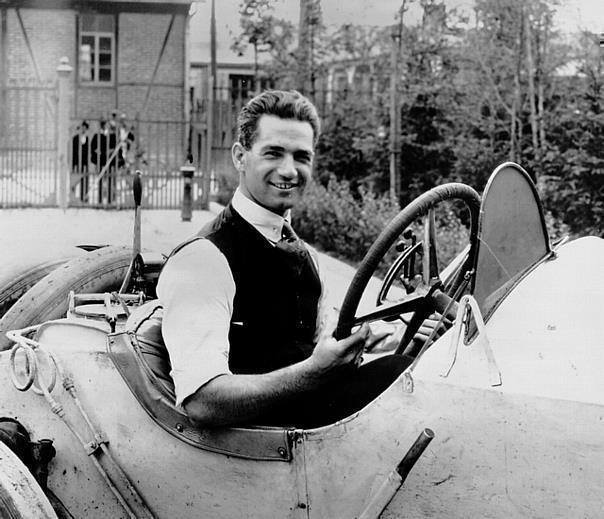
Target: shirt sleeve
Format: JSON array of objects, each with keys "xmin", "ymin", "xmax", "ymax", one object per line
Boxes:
[{"xmin": 157, "ymin": 239, "xmax": 235, "ymax": 407}]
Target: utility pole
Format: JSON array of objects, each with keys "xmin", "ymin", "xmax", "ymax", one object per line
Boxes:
[
  {"xmin": 389, "ymin": 4, "xmax": 405, "ymax": 204},
  {"xmin": 202, "ymin": 0, "xmax": 216, "ymax": 210},
  {"xmin": 297, "ymin": 0, "xmax": 314, "ymax": 94},
  {"xmin": 0, "ymin": 7, "xmax": 6, "ymax": 142},
  {"xmin": 297, "ymin": 0, "xmax": 308, "ymax": 93}
]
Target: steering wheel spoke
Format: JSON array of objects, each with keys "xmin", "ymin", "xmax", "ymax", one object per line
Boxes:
[
  {"xmin": 423, "ymin": 209, "xmax": 440, "ymax": 284},
  {"xmin": 377, "ymin": 240, "xmax": 423, "ymax": 305},
  {"xmin": 351, "ymin": 292, "xmax": 427, "ymax": 328}
]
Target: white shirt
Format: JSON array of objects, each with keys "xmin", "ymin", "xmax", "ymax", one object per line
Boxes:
[{"xmin": 157, "ymin": 189, "xmax": 324, "ymax": 406}]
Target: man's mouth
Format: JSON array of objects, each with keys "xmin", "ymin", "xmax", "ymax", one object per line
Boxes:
[{"xmin": 270, "ymin": 182, "xmax": 298, "ymax": 190}]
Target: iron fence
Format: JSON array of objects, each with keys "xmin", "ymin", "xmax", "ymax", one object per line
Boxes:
[
  {"xmin": 68, "ymin": 117, "xmax": 214, "ymax": 209},
  {"xmin": 0, "ymin": 81, "xmax": 57, "ymax": 208},
  {"xmin": 0, "ymin": 80, "xmax": 376, "ymax": 209}
]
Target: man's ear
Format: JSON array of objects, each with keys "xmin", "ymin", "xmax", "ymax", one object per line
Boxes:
[{"xmin": 231, "ymin": 142, "xmax": 245, "ymax": 173}]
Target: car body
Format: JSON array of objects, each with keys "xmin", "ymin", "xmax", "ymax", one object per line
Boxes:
[{"xmin": 0, "ymin": 163, "xmax": 601, "ymax": 518}]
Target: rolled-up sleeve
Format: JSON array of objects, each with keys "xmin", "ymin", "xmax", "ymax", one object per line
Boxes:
[{"xmin": 157, "ymin": 239, "xmax": 235, "ymax": 407}]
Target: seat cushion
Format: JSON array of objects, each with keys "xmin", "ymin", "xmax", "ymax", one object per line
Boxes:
[{"xmin": 125, "ymin": 299, "xmax": 175, "ymax": 399}]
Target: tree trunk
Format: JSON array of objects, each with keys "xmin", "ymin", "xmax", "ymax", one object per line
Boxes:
[
  {"xmin": 297, "ymin": 0, "xmax": 312, "ymax": 93},
  {"xmin": 509, "ymin": 111, "xmax": 516, "ymax": 162},
  {"xmin": 525, "ymin": 9, "xmax": 540, "ymax": 161},
  {"xmin": 512, "ymin": 11, "xmax": 523, "ymax": 163},
  {"xmin": 537, "ymin": 12, "xmax": 550, "ymax": 151}
]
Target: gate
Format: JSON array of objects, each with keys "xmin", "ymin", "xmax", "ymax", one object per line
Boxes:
[
  {"xmin": 0, "ymin": 77, "xmax": 58, "ymax": 208},
  {"xmin": 0, "ymin": 64, "xmax": 244, "ymax": 210},
  {"xmin": 0, "ymin": 61, "xmax": 214, "ymax": 210},
  {"xmin": 69, "ymin": 117, "xmax": 210, "ymax": 210}
]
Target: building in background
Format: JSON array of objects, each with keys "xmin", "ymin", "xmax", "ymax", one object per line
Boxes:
[
  {"xmin": 0, "ymin": 0, "xmax": 191, "ymax": 122},
  {"xmin": 0, "ymin": 0, "xmax": 195, "ymax": 209}
]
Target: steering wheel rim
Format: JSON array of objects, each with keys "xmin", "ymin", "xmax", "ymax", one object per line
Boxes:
[{"xmin": 334, "ymin": 183, "xmax": 481, "ymax": 342}]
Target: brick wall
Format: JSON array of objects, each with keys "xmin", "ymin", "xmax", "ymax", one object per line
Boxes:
[
  {"xmin": 2, "ymin": 8, "xmax": 76, "ymax": 146},
  {"xmin": 6, "ymin": 8, "xmax": 76, "ymax": 84},
  {"xmin": 3, "ymin": 7, "xmax": 186, "ymax": 122},
  {"xmin": 118, "ymin": 12, "xmax": 185, "ymax": 121},
  {"xmin": 75, "ymin": 12, "xmax": 186, "ymax": 125}
]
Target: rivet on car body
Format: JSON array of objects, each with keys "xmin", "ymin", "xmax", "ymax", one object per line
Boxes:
[{"xmin": 175, "ymin": 423, "xmax": 184, "ymax": 432}]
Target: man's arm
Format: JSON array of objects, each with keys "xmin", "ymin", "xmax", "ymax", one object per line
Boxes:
[
  {"xmin": 158, "ymin": 239, "xmax": 370, "ymax": 427},
  {"xmin": 183, "ymin": 324, "xmax": 369, "ymax": 427}
]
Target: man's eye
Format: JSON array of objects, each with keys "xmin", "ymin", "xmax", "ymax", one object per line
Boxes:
[
  {"xmin": 265, "ymin": 150, "xmax": 280, "ymax": 157},
  {"xmin": 295, "ymin": 154, "xmax": 312, "ymax": 163}
]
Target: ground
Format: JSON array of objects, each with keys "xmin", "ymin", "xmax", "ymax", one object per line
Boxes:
[{"xmin": 0, "ymin": 205, "xmax": 381, "ymax": 314}]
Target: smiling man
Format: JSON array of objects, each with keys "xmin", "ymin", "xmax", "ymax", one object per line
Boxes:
[{"xmin": 157, "ymin": 90, "xmax": 413, "ymax": 428}]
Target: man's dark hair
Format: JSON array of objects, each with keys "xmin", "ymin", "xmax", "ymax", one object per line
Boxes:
[{"xmin": 236, "ymin": 90, "xmax": 321, "ymax": 150}]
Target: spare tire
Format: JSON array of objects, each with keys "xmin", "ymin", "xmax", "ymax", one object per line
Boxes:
[
  {"xmin": 0, "ymin": 256, "xmax": 81, "ymax": 317},
  {"xmin": 0, "ymin": 246, "xmax": 132, "ymax": 350}
]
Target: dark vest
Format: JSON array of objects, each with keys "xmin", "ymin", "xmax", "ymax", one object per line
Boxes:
[{"xmin": 169, "ymin": 204, "xmax": 322, "ymax": 375}]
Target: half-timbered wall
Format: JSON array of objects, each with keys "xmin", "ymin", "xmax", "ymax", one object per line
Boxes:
[
  {"xmin": 1, "ymin": 1, "xmax": 189, "ymax": 123},
  {"xmin": 0, "ymin": 0, "xmax": 193, "ymax": 209}
]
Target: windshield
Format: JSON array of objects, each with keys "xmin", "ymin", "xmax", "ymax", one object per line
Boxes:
[{"xmin": 472, "ymin": 163, "xmax": 551, "ymax": 319}]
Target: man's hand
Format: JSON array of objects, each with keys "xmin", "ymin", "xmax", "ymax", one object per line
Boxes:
[
  {"xmin": 308, "ymin": 319, "xmax": 370, "ymax": 375},
  {"xmin": 414, "ymin": 313, "xmax": 453, "ymax": 344},
  {"xmin": 364, "ymin": 312, "xmax": 454, "ymax": 354},
  {"xmin": 183, "ymin": 320, "xmax": 370, "ymax": 427}
]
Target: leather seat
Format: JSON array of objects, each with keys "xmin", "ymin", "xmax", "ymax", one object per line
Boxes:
[{"xmin": 125, "ymin": 299, "xmax": 175, "ymax": 400}]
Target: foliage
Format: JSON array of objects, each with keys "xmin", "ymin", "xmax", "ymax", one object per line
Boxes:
[
  {"xmin": 534, "ymin": 32, "xmax": 604, "ymax": 237},
  {"xmin": 294, "ymin": 177, "xmax": 399, "ymax": 265},
  {"xmin": 231, "ymin": 0, "xmax": 296, "ymax": 85},
  {"xmin": 314, "ymin": 93, "xmax": 389, "ymax": 191},
  {"xmin": 227, "ymin": 0, "xmax": 603, "ymax": 245},
  {"xmin": 294, "ymin": 176, "xmax": 470, "ymax": 271}
]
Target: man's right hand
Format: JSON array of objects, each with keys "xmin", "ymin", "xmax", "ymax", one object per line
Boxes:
[{"xmin": 308, "ymin": 322, "xmax": 370, "ymax": 376}]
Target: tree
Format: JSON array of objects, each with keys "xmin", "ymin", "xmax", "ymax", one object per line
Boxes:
[
  {"xmin": 231, "ymin": 1, "xmax": 296, "ymax": 87},
  {"xmin": 538, "ymin": 31, "xmax": 604, "ymax": 237}
]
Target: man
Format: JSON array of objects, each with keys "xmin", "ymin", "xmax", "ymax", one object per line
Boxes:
[
  {"xmin": 117, "ymin": 112, "xmax": 136, "ymax": 170},
  {"xmin": 91, "ymin": 119, "xmax": 109, "ymax": 204},
  {"xmin": 71, "ymin": 121, "xmax": 90, "ymax": 202},
  {"xmin": 158, "ymin": 90, "xmax": 413, "ymax": 429}
]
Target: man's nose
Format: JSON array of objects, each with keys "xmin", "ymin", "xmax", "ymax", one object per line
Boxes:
[{"xmin": 277, "ymin": 154, "xmax": 297, "ymax": 178}]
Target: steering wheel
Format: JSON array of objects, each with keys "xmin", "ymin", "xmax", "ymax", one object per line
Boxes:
[{"xmin": 334, "ymin": 183, "xmax": 481, "ymax": 357}]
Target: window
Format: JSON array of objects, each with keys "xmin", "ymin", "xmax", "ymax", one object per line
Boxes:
[
  {"xmin": 79, "ymin": 14, "xmax": 115, "ymax": 84},
  {"xmin": 229, "ymin": 74, "xmax": 273, "ymax": 106}
]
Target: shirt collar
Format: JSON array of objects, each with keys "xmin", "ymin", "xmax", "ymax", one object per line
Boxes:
[{"xmin": 232, "ymin": 188, "xmax": 291, "ymax": 243}]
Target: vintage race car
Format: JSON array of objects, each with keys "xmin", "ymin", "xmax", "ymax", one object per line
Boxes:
[{"xmin": 0, "ymin": 163, "xmax": 601, "ymax": 518}]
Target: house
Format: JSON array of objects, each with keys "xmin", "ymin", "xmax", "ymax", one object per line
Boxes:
[
  {"xmin": 0, "ymin": 0, "xmax": 191, "ymax": 122},
  {"xmin": 0, "ymin": 0, "xmax": 194, "ymax": 208}
]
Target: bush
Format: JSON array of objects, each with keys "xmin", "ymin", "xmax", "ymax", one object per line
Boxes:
[
  {"xmin": 294, "ymin": 177, "xmax": 399, "ymax": 266},
  {"xmin": 294, "ymin": 177, "xmax": 471, "ymax": 273}
]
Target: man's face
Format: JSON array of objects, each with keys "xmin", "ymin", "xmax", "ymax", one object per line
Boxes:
[{"xmin": 232, "ymin": 114, "xmax": 315, "ymax": 216}]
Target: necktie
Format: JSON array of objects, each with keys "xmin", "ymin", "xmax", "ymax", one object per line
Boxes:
[
  {"xmin": 280, "ymin": 220, "xmax": 299, "ymax": 243},
  {"xmin": 276, "ymin": 221, "xmax": 306, "ymax": 261}
]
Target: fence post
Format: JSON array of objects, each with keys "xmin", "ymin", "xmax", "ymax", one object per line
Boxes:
[
  {"xmin": 56, "ymin": 57, "xmax": 72, "ymax": 210},
  {"xmin": 180, "ymin": 164, "xmax": 195, "ymax": 221}
]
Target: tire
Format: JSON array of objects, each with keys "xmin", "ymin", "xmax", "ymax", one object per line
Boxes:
[
  {"xmin": 0, "ymin": 258, "xmax": 76, "ymax": 317},
  {"xmin": 0, "ymin": 246, "xmax": 132, "ymax": 350},
  {"xmin": 0, "ymin": 442, "xmax": 58, "ymax": 518}
]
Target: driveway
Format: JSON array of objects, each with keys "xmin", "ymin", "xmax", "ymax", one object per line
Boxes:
[{"xmin": 1, "ymin": 205, "xmax": 381, "ymax": 314}]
